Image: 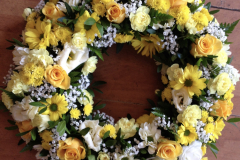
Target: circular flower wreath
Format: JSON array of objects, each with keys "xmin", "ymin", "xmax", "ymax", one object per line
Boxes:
[{"xmin": 1, "ymin": 0, "xmax": 240, "ymax": 160}]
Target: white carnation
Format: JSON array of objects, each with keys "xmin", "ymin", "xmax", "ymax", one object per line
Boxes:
[
  {"xmin": 82, "ymin": 56, "xmax": 98, "ymax": 76},
  {"xmin": 179, "ymin": 140, "xmax": 203, "ymax": 160},
  {"xmin": 32, "ymin": 114, "xmax": 50, "ymax": 132},
  {"xmin": 12, "ymin": 46, "xmax": 30, "ymax": 70}
]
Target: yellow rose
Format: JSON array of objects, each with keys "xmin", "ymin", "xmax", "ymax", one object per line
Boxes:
[
  {"xmin": 115, "ymin": 118, "xmax": 139, "ymax": 139},
  {"xmin": 136, "ymin": 113, "xmax": 156, "ymax": 124},
  {"xmin": 210, "ymin": 100, "xmax": 233, "ymax": 120},
  {"xmin": 45, "ymin": 65, "xmax": 71, "ymax": 90},
  {"xmin": 170, "ymin": 0, "xmax": 189, "ymax": 7},
  {"xmin": 190, "ymin": 34, "xmax": 223, "ymax": 58},
  {"xmin": 156, "ymin": 138, "xmax": 183, "ymax": 160},
  {"xmin": 16, "ymin": 120, "xmax": 34, "ymax": 142},
  {"xmin": 42, "ymin": 2, "xmax": 65, "ymax": 20},
  {"xmin": 208, "ymin": 73, "xmax": 231, "ymax": 96},
  {"xmin": 106, "ymin": 2, "xmax": 126, "ymax": 24},
  {"xmin": 57, "ymin": 137, "xmax": 86, "ymax": 160},
  {"xmin": 93, "ymin": 3, "xmax": 106, "ymax": 17},
  {"xmin": 97, "ymin": 152, "xmax": 110, "ymax": 160},
  {"xmin": 72, "ymin": 30, "xmax": 87, "ymax": 49},
  {"xmin": 177, "ymin": 105, "xmax": 201, "ymax": 127},
  {"xmin": 129, "ymin": 6, "xmax": 151, "ymax": 32}
]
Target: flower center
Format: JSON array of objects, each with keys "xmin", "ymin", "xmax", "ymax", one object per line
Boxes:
[
  {"xmin": 40, "ymin": 34, "xmax": 44, "ymax": 40},
  {"xmin": 184, "ymin": 130, "xmax": 190, "ymax": 136},
  {"xmin": 184, "ymin": 79, "xmax": 193, "ymax": 87},
  {"xmin": 50, "ymin": 104, "xmax": 58, "ymax": 112}
]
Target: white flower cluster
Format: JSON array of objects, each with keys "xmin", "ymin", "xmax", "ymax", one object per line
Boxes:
[
  {"xmin": 199, "ymin": 95, "xmax": 217, "ymax": 111},
  {"xmin": 153, "ymin": 19, "xmax": 175, "ymax": 30},
  {"xmin": 34, "ymin": 0, "xmax": 46, "ymax": 13},
  {"xmin": 49, "ymin": 127, "xmax": 67, "ymax": 160},
  {"xmin": 153, "ymin": 116, "xmax": 175, "ymax": 130},
  {"xmin": 92, "ymin": 25, "xmax": 117, "ymax": 48},
  {"xmin": 70, "ymin": 117, "xmax": 84, "ymax": 130},
  {"xmin": 29, "ymin": 80, "xmax": 56, "ymax": 100},
  {"xmin": 93, "ymin": 110, "xmax": 115, "ymax": 125},
  {"xmin": 124, "ymin": 145, "xmax": 140, "ymax": 156},
  {"xmin": 161, "ymin": 29, "xmax": 179, "ymax": 55},
  {"xmin": 3, "ymin": 64, "xmax": 15, "ymax": 85},
  {"xmin": 195, "ymin": 121, "xmax": 211, "ymax": 143},
  {"xmin": 199, "ymin": 21, "xmax": 227, "ymax": 42},
  {"xmin": 199, "ymin": 64, "xmax": 211, "ymax": 79},
  {"xmin": 219, "ymin": 64, "xmax": 240, "ymax": 85},
  {"xmin": 123, "ymin": 0, "xmax": 143, "ymax": 17},
  {"xmin": 51, "ymin": 47, "xmax": 61, "ymax": 64}
]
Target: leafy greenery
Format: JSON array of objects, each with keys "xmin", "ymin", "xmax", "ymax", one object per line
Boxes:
[{"xmin": 220, "ymin": 20, "xmax": 240, "ymax": 36}]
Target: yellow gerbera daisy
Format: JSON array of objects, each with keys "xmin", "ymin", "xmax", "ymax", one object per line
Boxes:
[
  {"xmin": 25, "ymin": 17, "xmax": 51, "ymax": 49},
  {"xmin": 177, "ymin": 122, "xmax": 198, "ymax": 145},
  {"xmin": 131, "ymin": 34, "xmax": 163, "ymax": 58},
  {"xmin": 170, "ymin": 64, "xmax": 206, "ymax": 98},
  {"xmin": 74, "ymin": 11, "xmax": 101, "ymax": 44},
  {"xmin": 41, "ymin": 93, "xmax": 68, "ymax": 121}
]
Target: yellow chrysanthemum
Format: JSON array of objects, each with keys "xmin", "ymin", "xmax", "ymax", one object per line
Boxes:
[
  {"xmin": 40, "ymin": 130, "xmax": 53, "ymax": 142},
  {"xmin": 201, "ymin": 145, "xmax": 207, "ymax": 156},
  {"xmin": 100, "ymin": 0, "xmax": 113, "ymax": 4},
  {"xmin": 204, "ymin": 123, "xmax": 214, "ymax": 134},
  {"xmin": 207, "ymin": 117, "xmax": 214, "ymax": 123},
  {"xmin": 93, "ymin": 3, "xmax": 106, "ymax": 17},
  {"xmin": 74, "ymin": 11, "xmax": 101, "ymax": 44},
  {"xmin": 100, "ymin": 124, "xmax": 117, "ymax": 139},
  {"xmin": 21, "ymin": 62, "xmax": 45, "ymax": 87},
  {"xmin": 170, "ymin": 64, "xmax": 206, "ymax": 98},
  {"xmin": 161, "ymin": 75, "xmax": 168, "ymax": 84},
  {"xmin": 54, "ymin": 27, "xmax": 73, "ymax": 44},
  {"xmin": 136, "ymin": 113, "xmax": 156, "ymax": 124},
  {"xmin": 25, "ymin": 17, "xmax": 51, "ymax": 49},
  {"xmin": 169, "ymin": 5, "xmax": 190, "ymax": 26},
  {"xmin": 131, "ymin": 34, "xmax": 163, "ymax": 58},
  {"xmin": 177, "ymin": 122, "xmax": 198, "ymax": 145},
  {"xmin": 41, "ymin": 93, "xmax": 68, "ymax": 121},
  {"xmin": 114, "ymin": 32, "xmax": 134, "ymax": 43},
  {"xmin": 224, "ymin": 84, "xmax": 235, "ymax": 103},
  {"xmin": 161, "ymin": 86, "xmax": 172, "ymax": 103},
  {"xmin": 70, "ymin": 108, "xmax": 81, "ymax": 119},
  {"xmin": 200, "ymin": 8, "xmax": 213, "ymax": 22},
  {"xmin": 83, "ymin": 103, "xmax": 93, "ymax": 116},
  {"xmin": 146, "ymin": 0, "xmax": 171, "ymax": 13},
  {"xmin": 211, "ymin": 118, "xmax": 225, "ymax": 141},
  {"xmin": 192, "ymin": 12, "xmax": 208, "ymax": 31},
  {"xmin": 42, "ymin": 141, "xmax": 51, "ymax": 150},
  {"xmin": 201, "ymin": 110, "xmax": 209, "ymax": 123}
]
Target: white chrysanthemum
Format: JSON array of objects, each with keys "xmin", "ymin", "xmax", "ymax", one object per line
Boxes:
[
  {"xmin": 12, "ymin": 46, "xmax": 30, "ymax": 69},
  {"xmin": 138, "ymin": 122, "xmax": 161, "ymax": 154},
  {"xmin": 11, "ymin": 96, "xmax": 38, "ymax": 122},
  {"xmin": 58, "ymin": 42, "xmax": 89, "ymax": 74},
  {"xmin": 79, "ymin": 120, "xmax": 103, "ymax": 152},
  {"xmin": 32, "ymin": 114, "xmax": 50, "ymax": 132},
  {"xmin": 115, "ymin": 118, "xmax": 139, "ymax": 139},
  {"xmin": 7, "ymin": 71, "xmax": 29, "ymax": 95},
  {"xmin": 82, "ymin": 56, "xmax": 98, "ymax": 76}
]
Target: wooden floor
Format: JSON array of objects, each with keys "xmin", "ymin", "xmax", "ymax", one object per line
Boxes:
[{"xmin": 0, "ymin": 0, "xmax": 239, "ymax": 159}]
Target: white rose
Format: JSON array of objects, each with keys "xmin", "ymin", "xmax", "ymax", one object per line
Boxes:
[
  {"xmin": 58, "ymin": 42, "xmax": 89, "ymax": 74},
  {"xmin": 11, "ymin": 96, "xmax": 38, "ymax": 122},
  {"xmin": 167, "ymin": 64, "xmax": 183, "ymax": 81},
  {"xmin": 32, "ymin": 114, "xmax": 50, "ymax": 132},
  {"xmin": 22, "ymin": 8, "xmax": 33, "ymax": 21},
  {"xmin": 82, "ymin": 56, "xmax": 98, "ymax": 76},
  {"xmin": 12, "ymin": 46, "xmax": 30, "ymax": 70},
  {"xmin": 138, "ymin": 122, "xmax": 161, "ymax": 154},
  {"xmin": 113, "ymin": 153, "xmax": 134, "ymax": 160},
  {"xmin": 79, "ymin": 120, "xmax": 103, "ymax": 152},
  {"xmin": 172, "ymin": 88, "xmax": 192, "ymax": 113},
  {"xmin": 115, "ymin": 118, "xmax": 139, "ymax": 139},
  {"xmin": 179, "ymin": 140, "xmax": 203, "ymax": 160}
]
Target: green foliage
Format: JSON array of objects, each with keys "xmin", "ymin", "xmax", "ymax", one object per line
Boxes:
[
  {"xmin": 5, "ymin": 126, "xmax": 18, "ymax": 130},
  {"xmin": 57, "ymin": 120, "xmax": 68, "ymax": 136},
  {"xmin": 96, "ymin": 22, "xmax": 104, "ymax": 36},
  {"xmin": 88, "ymin": 45, "xmax": 104, "ymax": 61},
  {"xmin": 16, "ymin": 130, "xmax": 31, "ymax": 137},
  {"xmin": 227, "ymin": 118, "xmax": 240, "ymax": 123},
  {"xmin": 204, "ymin": 2, "xmax": 211, "ymax": 10},
  {"xmin": 149, "ymin": 8, "xmax": 173, "ymax": 26},
  {"xmin": 93, "ymin": 104, "xmax": 106, "ymax": 111},
  {"xmin": 102, "ymin": 131, "xmax": 110, "ymax": 139},
  {"xmin": 92, "ymin": 81, "xmax": 107, "ymax": 87},
  {"xmin": 79, "ymin": 127, "xmax": 90, "ymax": 136},
  {"xmin": 220, "ymin": 19, "xmax": 240, "ymax": 36},
  {"xmin": 188, "ymin": 0, "xmax": 206, "ymax": 13},
  {"xmin": 48, "ymin": 120, "xmax": 59, "ymax": 129},
  {"xmin": 84, "ymin": 17, "xmax": 96, "ymax": 25},
  {"xmin": 209, "ymin": 10, "xmax": 220, "ymax": 15},
  {"xmin": 29, "ymin": 102, "xmax": 46, "ymax": 107},
  {"xmin": 0, "ymin": 101, "xmax": 8, "ymax": 112},
  {"xmin": 31, "ymin": 128, "xmax": 37, "ymax": 141},
  {"xmin": 0, "ymin": 88, "xmax": 24, "ymax": 103},
  {"xmin": 208, "ymin": 143, "xmax": 219, "ymax": 158},
  {"xmin": 39, "ymin": 107, "xmax": 47, "ymax": 114},
  {"xmin": 116, "ymin": 43, "xmax": 124, "ymax": 53}
]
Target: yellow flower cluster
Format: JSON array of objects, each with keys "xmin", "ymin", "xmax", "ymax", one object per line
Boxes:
[
  {"xmin": 21, "ymin": 62, "xmax": 45, "ymax": 87},
  {"xmin": 169, "ymin": 5, "xmax": 190, "ymax": 26},
  {"xmin": 70, "ymin": 108, "xmax": 81, "ymax": 119},
  {"xmin": 100, "ymin": 124, "xmax": 117, "ymax": 139},
  {"xmin": 40, "ymin": 130, "xmax": 53, "ymax": 150},
  {"xmin": 83, "ymin": 103, "xmax": 93, "ymax": 116},
  {"xmin": 146, "ymin": 0, "xmax": 171, "ymax": 13},
  {"xmin": 114, "ymin": 33, "xmax": 134, "ymax": 43}
]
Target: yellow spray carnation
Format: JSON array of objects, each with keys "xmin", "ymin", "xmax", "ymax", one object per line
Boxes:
[
  {"xmin": 93, "ymin": 3, "xmax": 106, "ymax": 17},
  {"xmin": 169, "ymin": 5, "xmax": 190, "ymax": 26},
  {"xmin": 83, "ymin": 103, "xmax": 93, "ymax": 116},
  {"xmin": 100, "ymin": 124, "xmax": 117, "ymax": 139},
  {"xmin": 147, "ymin": 0, "xmax": 171, "ymax": 13},
  {"xmin": 178, "ymin": 105, "xmax": 201, "ymax": 127},
  {"xmin": 70, "ymin": 108, "xmax": 81, "ymax": 119}
]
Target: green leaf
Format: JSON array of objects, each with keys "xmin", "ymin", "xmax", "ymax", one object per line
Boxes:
[
  {"xmin": 5, "ymin": 126, "xmax": 18, "ymax": 130},
  {"xmin": 105, "ymin": 139, "xmax": 117, "ymax": 147},
  {"xmin": 140, "ymin": 149, "xmax": 147, "ymax": 154},
  {"xmin": 86, "ymin": 88, "xmax": 95, "ymax": 97},
  {"xmin": 96, "ymin": 23, "xmax": 103, "ymax": 36},
  {"xmin": 229, "ymin": 122, "xmax": 239, "ymax": 128},
  {"xmin": 29, "ymin": 102, "xmax": 46, "ymax": 107},
  {"xmin": 209, "ymin": 143, "xmax": 219, "ymax": 151},
  {"xmin": 93, "ymin": 88, "xmax": 103, "ymax": 94},
  {"xmin": 116, "ymin": 43, "xmax": 124, "ymax": 53},
  {"xmin": 58, "ymin": 17, "xmax": 68, "ymax": 23},
  {"xmin": 209, "ymin": 10, "xmax": 220, "ymax": 15},
  {"xmin": 196, "ymin": 58, "xmax": 203, "ymax": 67},
  {"xmin": 147, "ymin": 28, "xmax": 156, "ymax": 34},
  {"xmin": 227, "ymin": 56, "xmax": 234, "ymax": 64},
  {"xmin": 147, "ymin": 99, "xmax": 155, "ymax": 107},
  {"xmin": 18, "ymin": 139, "xmax": 25, "ymax": 146},
  {"xmin": 13, "ymin": 38, "xmax": 24, "ymax": 47},
  {"xmin": 101, "ymin": 18, "xmax": 110, "ymax": 30},
  {"xmin": 57, "ymin": 121, "xmax": 66, "ymax": 136},
  {"xmin": 134, "ymin": 32, "xmax": 141, "ymax": 41},
  {"xmin": 88, "ymin": 45, "xmax": 104, "ymax": 61},
  {"xmin": 48, "ymin": 121, "xmax": 59, "ymax": 129},
  {"xmin": 79, "ymin": 127, "xmax": 90, "ymax": 136},
  {"xmin": 55, "ymin": 22, "xmax": 66, "ymax": 27},
  {"xmin": 152, "ymin": 111, "xmax": 163, "ymax": 117},
  {"xmin": 157, "ymin": 32, "xmax": 164, "ymax": 40},
  {"xmin": 177, "ymin": 25, "xmax": 184, "ymax": 32},
  {"xmin": 7, "ymin": 119, "xmax": 15, "ymax": 125},
  {"xmin": 88, "ymin": 155, "xmax": 95, "ymax": 160},
  {"xmin": 79, "ymin": 5, "xmax": 86, "ymax": 17},
  {"xmin": 39, "ymin": 107, "xmax": 48, "ymax": 114},
  {"xmin": 16, "ymin": 130, "xmax": 31, "ymax": 137},
  {"xmin": 0, "ymin": 101, "xmax": 7, "ymax": 111},
  {"xmin": 112, "ymin": 24, "xmax": 121, "ymax": 29},
  {"xmin": 102, "ymin": 131, "xmax": 110, "ymax": 139},
  {"xmin": 227, "ymin": 118, "xmax": 240, "ymax": 123},
  {"xmin": 39, "ymin": 149, "xmax": 49, "ymax": 157},
  {"xmin": 92, "ymin": 81, "xmax": 107, "ymax": 87},
  {"xmin": 6, "ymin": 45, "xmax": 15, "ymax": 50},
  {"xmin": 220, "ymin": 19, "xmax": 240, "ymax": 36},
  {"xmin": 84, "ymin": 17, "xmax": 96, "ymax": 25},
  {"xmin": 93, "ymin": 104, "xmax": 106, "ymax": 111},
  {"xmin": 64, "ymin": 2, "xmax": 74, "ymax": 18},
  {"xmin": 31, "ymin": 128, "xmax": 37, "ymax": 141},
  {"xmin": 44, "ymin": 0, "xmax": 49, "ymax": 3},
  {"xmin": 20, "ymin": 145, "xmax": 32, "ymax": 153},
  {"xmin": 204, "ymin": 2, "xmax": 211, "ymax": 10}
]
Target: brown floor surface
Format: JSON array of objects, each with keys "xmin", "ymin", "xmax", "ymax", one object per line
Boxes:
[{"xmin": 0, "ymin": 0, "xmax": 240, "ymax": 159}]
